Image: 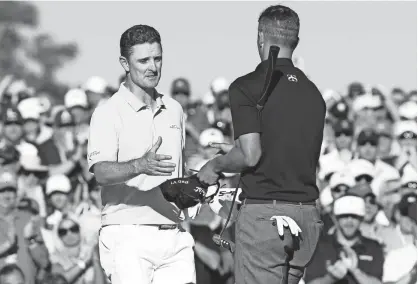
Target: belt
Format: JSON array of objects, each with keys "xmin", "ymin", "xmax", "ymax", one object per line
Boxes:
[
  {"xmin": 244, "ymin": 198, "xmax": 316, "ymax": 206},
  {"xmin": 145, "ymin": 224, "xmax": 183, "ymax": 231},
  {"xmin": 101, "ymin": 224, "xmax": 183, "ymax": 231}
]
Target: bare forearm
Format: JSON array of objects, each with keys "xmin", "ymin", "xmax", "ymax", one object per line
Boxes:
[
  {"xmin": 307, "ymin": 274, "xmax": 336, "ymax": 284},
  {"xmin": 350, "ymin": 268, "xmax": 382, "ymax": 284},
  {"xmin": 94, "ymin": 160, "xmax": 142, "ymax": 186},
  {"xmin": 211, "ymin": 146, "xmax": 249, "ymax": 174}
]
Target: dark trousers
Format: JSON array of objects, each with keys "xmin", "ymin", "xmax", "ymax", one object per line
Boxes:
[{"xmin": 234, "ymin": 200, "xmax": 323, "ymax": 284}]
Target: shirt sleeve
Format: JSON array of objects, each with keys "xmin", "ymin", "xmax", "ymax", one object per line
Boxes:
[
  {"xmin": 87, "ymin": 105, "xmax": 118, "ymax": 173},
  {"xmin": 228, "ymin": 82, "xmax": 261, "ymax": 140}
]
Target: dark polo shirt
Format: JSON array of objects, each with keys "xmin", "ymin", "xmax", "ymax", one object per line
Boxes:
[
  {"xmin": 229, "ymin": 58, "xmax": 325, "ymax": 202},
  {"xmin": 304, "ymin": 233, "xmax": 384, "ymax": 284}
]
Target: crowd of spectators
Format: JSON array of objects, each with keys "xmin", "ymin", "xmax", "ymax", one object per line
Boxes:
[{"xmin": 0, "ymin": 72, "xmax": 416, "ymax": 284}]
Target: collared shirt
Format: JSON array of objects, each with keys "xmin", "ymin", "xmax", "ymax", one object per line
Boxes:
[
  {"xmin": 304, "ymin": 233, "xmax": 384, "ymax": 284},
  {"xmin": 229, "ymin": 58, "xmax": 326, "ymax": 202},
  {"xmin": 87, "ymin": 83, "xmax": 185, "ymax": 225}
]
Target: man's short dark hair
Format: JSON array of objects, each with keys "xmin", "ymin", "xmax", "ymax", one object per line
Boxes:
[
  {"xmin": 120, "ymin": 25, "xmax": 161, "ymax": 59},
  {"xmin": 0, "ymin": 264, "xmax": 25, "ymax": 283},
  {"xmin": 258, "ymin": 5, "xmax": 299, "ymax": 49}
]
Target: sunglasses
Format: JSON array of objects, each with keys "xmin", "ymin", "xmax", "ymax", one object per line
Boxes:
[
  {"xmin": 337, "ymin": 214, "xmax": 362, "ymax": 219},
  {"xmin": 58, "ymin": 224, "xmax": 80, "ymax": 237},
  {"xmin": 355, "ymin": 175, "xmax": 373, "ymax": 183},
  {"xmin": 335, "ymin": 131, "xmax": 353, "ymax": 137},
  {"xmin": 331, "ymin": 185, "xmax": 349, "ymax": 193},
  {"xmin": 358, "ymin": 140, "xmax": 378, "ymax": 146}
]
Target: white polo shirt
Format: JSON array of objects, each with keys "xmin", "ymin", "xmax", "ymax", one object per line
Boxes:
[{"xmin": 87, "ymin": 83, "xmax": 185, "ymax": 226}]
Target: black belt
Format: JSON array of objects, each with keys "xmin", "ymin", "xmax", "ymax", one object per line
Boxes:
[
  {"xmin": 244, "ymin": 198, "xmax": 316, "ymax": 206},
  {"xmin": 145, "ymin": 224, "xmax": 183, "ymax": 231}
]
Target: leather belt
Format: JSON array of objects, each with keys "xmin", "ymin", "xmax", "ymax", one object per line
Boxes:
[{"xmin": 244, "ymin": 198, "xmax": 316, "ymax": 206}]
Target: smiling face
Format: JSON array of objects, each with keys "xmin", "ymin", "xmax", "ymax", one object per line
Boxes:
[{"xmin": 120, "ymin": 42, "xmax": 162, "ymax": 90}]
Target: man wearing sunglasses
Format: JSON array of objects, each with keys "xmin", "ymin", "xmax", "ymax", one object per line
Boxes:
[
  {"xmin": 0, "ymin": 170, "xmax": 50, "ymax": 284},
  {"xmin": 355, "ymin": 128, "xmax": 400, "ymax": 197},
  {"xmin": 304, "ymin": 195, "xmax": 384, "ymax": 284}
]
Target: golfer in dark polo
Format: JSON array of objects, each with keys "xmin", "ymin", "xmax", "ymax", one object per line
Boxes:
[{"xmin": 197, "ymin": 4, "xmax": 326, "ymax": 284}]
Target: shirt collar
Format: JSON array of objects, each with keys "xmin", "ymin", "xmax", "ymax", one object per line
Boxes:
[
  {"xmin": 255, "ymin": 57, "xmax": 294, "ymax": 73},
  {"xmin": 119, "ymin": 83, "xmax": 166, "ymax": 112}
]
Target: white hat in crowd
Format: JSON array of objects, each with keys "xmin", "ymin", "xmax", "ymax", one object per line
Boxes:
[
  {"xmin": 333, "ymin": 195, "xmax": 366, "ymax": 217},
  {"xmin": 398, "ymin": 101, "xmax": 417, "ymax": 120},
  {"xmin": 199, "ymin": 128, "xmax": 225, "ymax": 148},
  {"xmin": 401, "ymin": 167, "xmax": 417, "ymax": 189},
  {"xmin": 318, "ymin": 158, "xmax": 345, "ymax": 180},
  {"xmin": 348, "ymin": 159, "xmax": 375, "ymax": 179},
  {"xmin": 18, "ymin": 143, "xmax": 49, "ymax": 172},
  {"xmin": 0, "ymin": 171, "xmax": 18, "ymax": 191},
  {"xmin": 17, "ymin": 98, "xmax": 43, "ymax": 121},
  {"xmin": 46, "ymin": 174, "xmax": 71, "ymax": 195},
  {"xmin": 352, "ymin": 93, "xmax": 383, "ymax": 112},
  {"xmin": 394, "ymin": 120, "xmax": 417, "ymax": 138},
  {"xmin": 321, "ymin": 89, "xmax": 341, "ymax": 106},
  {"xmin": 329, "ymin": 172, "xmax": 356, "ymax": 190},
  {"xmin": 210, "ymin": 77, "xmax": 229, "ymax": 95},
  {"xmin": 83, "ymin": 76, "xmax": 108, "ymax": 94},
  {"xmin": 65, "ymin": 88, "xmax": 88, "ymax": 109}
]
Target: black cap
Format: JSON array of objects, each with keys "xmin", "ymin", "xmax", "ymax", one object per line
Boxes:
[
  {"xmin": 398, "ymin": 192, "xmax": 417, "ymax": 223},
  {"xmin": 2, "ymin": 108, "xmax": 23, "ymax": 125},
  {"xmin": 171, "ymin": 78, "xmax": 190, "ymax": 96},
  {"xmin": 357, "ymin": 128, "xmax": 379, "ymax": 145},
  {"xmin": 54, "ymin": 109, "xmax": 75, "ymax": 127},
  {"xmin": 333, "ymin": 119, "xmax": 354, "ymax": 135},
  {"xmin": 329, "ymin": 101, "xmax": 349, "ymax": 119}
]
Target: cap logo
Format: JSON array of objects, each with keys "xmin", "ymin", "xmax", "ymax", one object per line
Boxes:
[{"xmin": 287, "ymin": 74, "xmax": 298, "ymax": 82}]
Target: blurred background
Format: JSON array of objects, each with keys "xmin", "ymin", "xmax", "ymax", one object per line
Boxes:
[{"xmin": 0, "ymin": 1, "xmax": 416, "ymax": 284}]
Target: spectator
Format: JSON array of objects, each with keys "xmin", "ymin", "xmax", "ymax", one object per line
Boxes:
[
  {"xmin": 49, "ymin": 215, "xmax": 102, "ymax": 284},
  {"xmin": 0, "ymin": 264, "xmax": 25, "ymax": 284},
  {"xmin": 0, "ymin": 170, "xmax": 50, "ymax": 284},
  {"xmin": 82, "ymin": 76, "xmax": 108, "ymax": 111},
  {"xmin": 64, "ymin": 89, "xmax": 90, "ymax": 127},
  {"xmin": 382, "ymin": 192, "xmax": 417, "ymax": 284},
  {"xmin": 305, "ymin": 195, "xmax": 384, "ymax": 284},
  {"xmin": 393, "ymin": 120, "xmax": 417, "ymax": 173}
]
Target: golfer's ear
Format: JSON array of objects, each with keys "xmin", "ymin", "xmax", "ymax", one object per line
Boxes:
[{"xmin": 119, "ymin": 56, "xmax": 130, "ymax": 73}]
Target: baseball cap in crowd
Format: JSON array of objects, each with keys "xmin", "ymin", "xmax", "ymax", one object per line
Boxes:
[
  {"xmin": 83, "ymin": 76, "xmax": 108, "ymax": 94},
  {"xmin": 398, "ymin": 101, "xmax": 417, "ymax": 121},
  {"xmin": 400, "ymin": 169, "xmax": 417, "ymax": 190},
  {"xmin": 202, "ymin": 91, "xmax": 215, "ymax": 105},
  {"xmin": 394, "ymin": 120, "xmax": 417, "ymax": 139},
  {"xmin": 2, "ymin": 108, "xmax": 23, "ymax": 125},
  {"xmin": 0, "ymin": 170, "xmax": 17, "ymax": 192},
  {"xmin": 348, "ymin": 159, "xmax": 375, "ymax": 181},
  {"xmin": 321, "ymin": 89, "xmax": 342, "ymax": 106},
  {"xmin": 333, "ymin": 195, "xmax": 366, "ymax": 217},
  {"xmin": 199, "ymin": 128, "xmax": 225, "ymax": 148},
  {"xmin": 347, "ymin": 183, "xmax": 375, "ymax": 198},
  {"xmin": 210, "ymin": 77, "xmax": 229, "ymax": 96},
  {"xmin": 352, "ymin": 93, "xmax": 383, "ymax": 112},
  {"xmin": 333, "ymin": 119, "xmax": 354, "ymax": 136},
  {"xmin": 329, "ymin": 172, "xmax": 356, "ymax": 192},
  {"xmin": 19, "ymin": 142, "xmax": 49, "ymax": 173},
  {"xmin": 64, "ymin": 88, "xmax": 89, "ymax": 109},
  {"xmin": 348, "ymin": 82, "xmax": 365, "ymax": 97},
  {"xmin": 54, "ymin": 109, "xmax": 76, "ymax": 127},
  {"xmin": 357, "ymin": 128, "xmax": 379, "ymax": 146},
  {"xmin": 329, "ymin": 100, "xmax": 349, "ymax": 120},
  {"xmin": 17, "ymin": 98, "xmax": 43, "ymax": 121},
  {"xmin": 397, "ymin": 192, "xmax": 417, "ymax": 223},
  {"xmin": 46, "ymin": 174, "xmax": 72, "ymax": 196},
  {"xmin": 171, "ymin": 78, "xmax": 190, "ymax": 96},
  {"xmin": 318, "ymin": 159, "xmax": 345, "ymax": 181}
]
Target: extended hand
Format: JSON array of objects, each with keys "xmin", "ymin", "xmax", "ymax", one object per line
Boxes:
[
  {"xmin": 340, "ymin": 246, "xmax": 358, "ymax": 271},
  {"xmin": 137, "ymin": 137, "xmax": 176, "ymax": 176},
  {"xmin": 270, "ymin": 216, "xmax": 302, "ymax": 237},
  {"xmin": 197, "ymin": 160, "xmax": 220, "ymax": 186}
]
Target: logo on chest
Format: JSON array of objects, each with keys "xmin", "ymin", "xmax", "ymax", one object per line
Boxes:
[{"xmin": 170, "ymin": 125, "xmax": 181, "ymax": 130}]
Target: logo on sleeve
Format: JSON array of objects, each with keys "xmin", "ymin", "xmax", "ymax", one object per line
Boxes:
[{"xmin": 287, "ymin": 74, "xmax": 298, "ymax": 82}]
